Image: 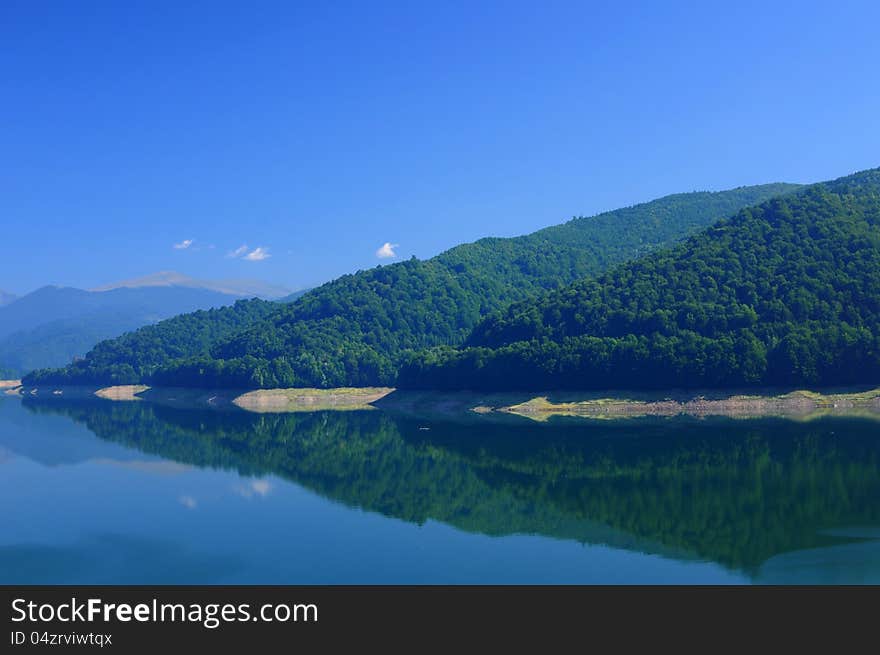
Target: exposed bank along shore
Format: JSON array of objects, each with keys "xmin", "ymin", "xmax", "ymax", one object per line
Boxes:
[{"xmin": 8, "ymin": 382, "xmax": 880, "ymax": 420}]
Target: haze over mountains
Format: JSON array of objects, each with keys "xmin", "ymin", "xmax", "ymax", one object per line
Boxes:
[
  {"xmin": 0, "ymin": 273, "xmax": 294, "ymax": 378},
  {"xmin": 23, "ymin": 182, "xmax": 799, "ymax": 388},
  {"xmin": 0, "ymin": 290, "xmax": 16, "ymax": 307},
  {"xmin": 92, "ymin": 271, "xmax": 292, "ymax": 299}
]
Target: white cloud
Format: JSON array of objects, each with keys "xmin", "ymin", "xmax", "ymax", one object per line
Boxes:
[
  {"xmin": 173, "ymin": 239, "xmax": 194, "ymax": 250},
  {"xmin": 376, "ymin": 242, "xmax": 399, "ymax": 259},
  {"xmin": 234, "ymin": 479, "xmax": 272, "ymax": 499},
  {"xmin": 244, "ymin": 247, "xmax": 271, "ymax": 262},
  {"xmin": 178, "ymin": 495, "xmax": 198, "ymax": 510},
  {"xmin": 251, "ymin": 480, "xmax": 271, "ymax": 496},
  {"xmin": 227, "ymin": 244, "xmax": 270, "ymax": 261},
  {"xmin": 227, "ymin": 244, "xmax": 249, "ymax": 258}
]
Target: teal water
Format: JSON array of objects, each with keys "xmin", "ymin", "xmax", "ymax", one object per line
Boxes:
[{"xmin": 1, "ymin": 395, "xmax": 879, "ymax": 584}]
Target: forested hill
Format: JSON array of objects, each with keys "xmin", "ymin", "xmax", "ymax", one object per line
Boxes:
[
  {"xmin": 0, "ymin": 285, "xmax": 249, "ymax": 376},
  {"xmin": 24, "ymin": 183, "xmax": 797, "ymax": 388},
  {"xmin": 398, "ymin": 168, "xmax": 880, "ymax": 391},
  {"xmin": 23, "ymin": 300, "xmax": 279, "ymax": 386}
]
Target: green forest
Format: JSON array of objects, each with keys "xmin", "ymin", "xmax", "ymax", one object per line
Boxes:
[
  {"xmin": 399, "ymin": 168, "xmax": 880, "ymax": 390},
  {"xmin": 0, "ymin": 285, "xmax": 248, "ymax": 378},
  {"xmin": 23, "ymin": 183, "xmax": 794, "ymax": 388},
  {"xmin": 23, "ymin": 300, "xmax": 278, "ymax": 386}
]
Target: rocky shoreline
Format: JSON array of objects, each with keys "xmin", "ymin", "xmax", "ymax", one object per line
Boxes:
[
  {"xmin": 9, "ymin": 383, "xmax": 880, "ymax": 420},
  {"xmin": 11, "ymin": 384, "xmax": 394, "ymax": 412},
  {"xmin": 374, "ymin": 388, "xmax": 880, "ymax": 421},
  {"xmin": 496, "ymin": 389, "xmax": 880, "ymax": 421}
]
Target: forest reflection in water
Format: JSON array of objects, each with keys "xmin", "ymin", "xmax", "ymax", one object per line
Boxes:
[{"xmin": 11, "ymin": 396, "xmax": 880, "ymax": 582}]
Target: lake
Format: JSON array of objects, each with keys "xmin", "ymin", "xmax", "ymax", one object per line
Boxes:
[{"xmin": 1, "ymin": 394, "xmax": 879, "ymax": 584}]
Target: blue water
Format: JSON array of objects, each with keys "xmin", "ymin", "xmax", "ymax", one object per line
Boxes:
[{"xmin": 1, "ymin": 396, "xmax": 878, "ymax": 584}]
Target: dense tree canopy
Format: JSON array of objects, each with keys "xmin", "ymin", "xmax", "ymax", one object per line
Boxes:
[
  {"xmin": 399, "ymin": 169, "xmax": 880, "ymax": 390},
  {"xmin": 23, "ymin": 300, "xmax": 278, "ymax": 386},
  {"xmin": 22, "ymin": 182, "xmax": 796, "ymax": 388}
]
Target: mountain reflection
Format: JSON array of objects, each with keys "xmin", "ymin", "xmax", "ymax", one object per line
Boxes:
[{"xmin": 22, "ymin": 398, "xmax": 880, "ymax": 576}]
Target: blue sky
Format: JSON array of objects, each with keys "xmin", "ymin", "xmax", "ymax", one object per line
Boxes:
[{"xmin": 2, "ymin": 1, "xmax": 879, "ymax": 295}]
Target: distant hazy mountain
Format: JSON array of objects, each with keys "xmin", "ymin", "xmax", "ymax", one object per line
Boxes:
[
  {"xmin": 0, "ymin": 290, "xmax": 16, "ymax": 307},
  {"xmin": 0, "ymin": 285, "xmax": 244, "ymax": 376},
  {"xmin": 93, "ymin": 271, "xmax": 291, "ymax": 299},
  {"xmin": 279, "ymin": 288, "xmax": 311, "ymax": 303}
]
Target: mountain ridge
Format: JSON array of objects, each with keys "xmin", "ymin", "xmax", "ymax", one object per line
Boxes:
[
  {"xmin": 398, "ymin": 167, "xmax": 880, "ymax": 390},
  {"xmin": 24, "ymin": 182, "xmax": 800, "ymax": 388},
  {"xmin": 0, "ymin": 285, "xmax": 250, "ymax": 376},
  {"xmin": 91, "ymin": 271, "xmax": 291, "ymax": 299}
]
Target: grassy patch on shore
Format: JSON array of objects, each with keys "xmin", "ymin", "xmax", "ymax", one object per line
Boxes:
[
  {"xmin": 498, "ymin": 387, "xmax": 880, "ymax": 421},
  {"xmin": 377, "ymin": 387, "xmax": 880, "ymax": 421}
]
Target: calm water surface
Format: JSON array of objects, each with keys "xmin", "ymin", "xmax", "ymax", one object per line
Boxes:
[{"xmin": 1, "ymin": 396, "xmax": 879, "ymax": 584}]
